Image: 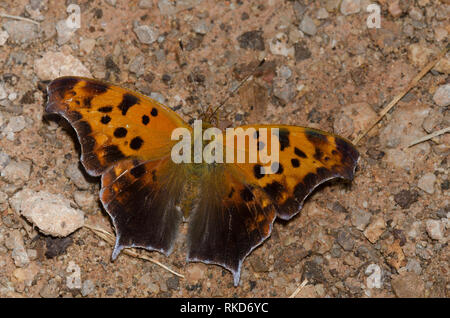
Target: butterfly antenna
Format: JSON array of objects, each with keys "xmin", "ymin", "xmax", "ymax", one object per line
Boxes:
[{"xmin": 207, "ymin": 58, "xmax": 266, "ymax": 122}]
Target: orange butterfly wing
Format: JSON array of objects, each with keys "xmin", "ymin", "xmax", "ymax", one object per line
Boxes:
[
  {"xmin": 232, "ymin": 125, "xmax": 359, "ymax": 219},
  {"xmin": 46, "ymin": 76, "xmax": 191, "ymax": 176},
  {"xmin": 46, "ymin": 76, "xmax": 190, "ymax": 256},
  {"xmin": 187, "ymin": 125, "xmax": 358, "ymax": 284}
]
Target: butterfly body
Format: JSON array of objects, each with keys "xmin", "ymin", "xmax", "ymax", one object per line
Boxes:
[{"xmin": 46, "ymin": 76, "xmax": 359, "ymax": 286}]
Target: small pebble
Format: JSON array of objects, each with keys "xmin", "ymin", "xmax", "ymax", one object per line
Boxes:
[
  {"xmin": 134, "ymin": 25, "xmax": 159, "ymax": 44},
  {"xmin": 0, "ymin": 30, "xmax": 9, "ymax": 46},
  {"xmin": 417, "ymin": 172, "xmax": 436, "ymax": 194},
  {"xmin": 432, "ymin": 84, "xmax": 450, "ymax": 107},
  {"xmin": 4, "ymin": 116, "xmax": 26, "ymax": 134},
  {"xmin": 166, "ymin": 276, "xmax": 179, "ymax": 290},
  {"xmin": 316, "ymin": 8, "xmax": 329, "ymax": 19},
  {"xmin": 299, "ymin": 15, "xmax": 317, "ymax": 36},
  {"xmin": 394, "ymin": 190, "xmax": 419, "ymax": 209},
  {"xmin": 237, "ymin": 30, "xmax": 265, "ymax": 51},
  {"xmin": 409, "ymin": 7, "xmax": 424, "ymax": 21},
  {"xmin": 1, "ymin": 160, "xmax": 32, "ymax": 185},
  {"xmin": 340, "ymin": 0, "xmax": 361, "ymax": 16},
  {"xmin": 336, "ymin": 229, "xmax": 355, "ymax": 251},
  {"xmin": 391, "ymin": 272, "xmax": 424, "ymax": 298},
  {"xmin": 5, "ymin": 230, "xmax": 29, "ymax": 267},
  {"xmin": 388, "ymin": 0, "xmax": 403, "ymax": 18},
  {"xmin": 138, "ymin": 0, "xmax": 153, "ymax": 8},
  {"xmin": 0, "ymin": 151, "xmax": 11, "ymax": 169},
  {"xmin": 351, "ymin": 208, "xmax": 371, "ymax": 231},
  {"xmin": 10, "ymin": 189, "xmax": 84, "ymax": 237},
  {"xmin": 408, "ymin": 43, "xmax": 435, "ymax": 68},
  {"xmin": 81, "ymin": 280, "xmax": 95, "ymax": 296},
  {"xmin": 73, "ymin": 191, "xmax": 97, "ymax": 211},
  {"xmin": 0, "ymin": 84, "xmax": 7, "ymax": 100},
  {"xmin": 34, "ymin": 51, "xmax": 91, "ymax": 81},
  {"xmin": 363, "ymin": 215, "xmax": 386, "ymax": 243},
  {"xmin": 13, "ymin": 263, "xmax": 39, "ymax": 286},
  {"xmin": 80, "ymin": 38, "xmax": 96, "ymax": 55},
  {"xmin": 269, "ymin": 33, "xmax": 294, "ymax": 57},
  {"xmin": 193, "ymin": 20, "xmax": 210, "ymax": 35},
  {"xmin": 294, "ymin": 42, "xmax": 311, "ymax": 61},
  {"xmin": 425, "ymin": 219, "xmax": 445, "ymax": 241},
  {"xmin": 40, "ymin": 279, "xmax": 60, "ymax": 298},
  {"xmin": 45, "ymin": 236, "xmax": 73, "ymax": 258},
  {"xmin": 65, "ymin": 163, "xmax": 90, "ymax": 190},
  {"xmin": 3, "ymin": 20, "xmax": 38, "ymax": 44},
  {"xmin": 405, "ymin": 258, "xmax": 422, "ymax": 275},
  {"xmin": 129, "ymin": 55, "xmax": 146, "ymax": 76},
  {"xmin": 150, "ymin": 92, "xmax": 166, "ymax": 104},
  {"xmin": 186, "ymin": 263, "xmax": 206, "ymax": 283}
]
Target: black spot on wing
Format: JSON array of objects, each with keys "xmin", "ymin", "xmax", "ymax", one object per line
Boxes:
[
  {"xmin": 278, "ymin": 129, "xmax": 290, "ymax": 151},
  {"xmin": 151, "ymin": 108, "xmax": 158, "ymax": 117},
  {"xmin": 306, "ymin": 129, "xmax": 328, "ymax": 144},
  {"xmin": 81, "ymin": 135, "xmax": 96, "ymax": 153},
  {"xmin": 103, "ymin": 145, "xmax": 125, "ymax": 163},
  {"xmin": 294, "ymin": 147, "xmax": 307, "ymax": 158},
  {"xmin": 130, "ymin": 164, "xmax": 146, "ymax": 179},
  {"xmin": 314, "ymin": 147, "xmax": 324, "ymax": 161},
  {"xmin": 253, "ymin": 164, "xmax": 264, "ymax": 179},
  {"xmin": 82, "ymin": 81, "xmax": 109, "ymax": 95},
  {"xmin": 98, "ymin": 106, "xmax": 113, "ymax": 113},
  {"xmin": 240, "ymin": 188, "xmax": 254, "ymax": 202},
  {"xmin": 228, "ymin": 187, "xmax": 235, "ymax": 199},
  {"xmin": 101, "ymin": 115, "xmax": 111, "ymax": 124},
  {"xmin": 83, "ymin": 96, "xmax": 93, "ymax": 108},
  {"xmin": 142, "ymin": 115, "xmax": 150, "ymax": 125},
  {"xmin": 291, "ymin": 158, "xmax": 300, "ymax": 168},
  {"xmin": 114, "ymin": 127, "xmax": 128, "ymax": 138},
  {"xmin": 47, "ymin": 77, "xmax": 80, "ymax": 100},
  {"xmin": 130, "ymin": 137, "xmax": 144, "ymax": 150},
  {"xmin": 263, "ymin": 181, "xmax": 284, "ymax": 201},
  {"xmin": 118, "ymin": 93, "xmax": 139, "ymax": 116}
]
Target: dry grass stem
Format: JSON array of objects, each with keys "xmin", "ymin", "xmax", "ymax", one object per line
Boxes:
[
  {"xmin": 84, "ymin": 223, "xmax": 184, "ymax": 279},
  {"xmin": 353, "ymin": 46, "xmax": 449, "ymax": 145}
]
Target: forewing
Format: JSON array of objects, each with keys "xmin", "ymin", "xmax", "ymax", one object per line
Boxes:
[{"xmin": 46, "ymin": 76, "xmax": 190, "ymax": 176}]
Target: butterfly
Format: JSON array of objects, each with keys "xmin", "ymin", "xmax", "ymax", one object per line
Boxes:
[{"xmin": 45, "ymin": 76, "xmax": 359, "ymax": 286}]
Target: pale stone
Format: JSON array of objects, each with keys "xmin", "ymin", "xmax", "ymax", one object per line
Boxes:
[
  {"xmin": 10, "ymin": 189, "xmax": 84, "ymax": 237},
  {"xmin": 363, "ymin": 215, "xmax": 386, "ymax": 243},
  {"xmin": 34, "ymin": 51, "xmax": 91, "ymax": 81},
  {"xmin": 417, "ymin": 173, "xmax": 436, "ymax": 194}
]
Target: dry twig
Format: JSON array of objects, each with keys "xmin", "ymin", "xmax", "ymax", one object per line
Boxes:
[
  {"xmin": 288, "ymin": 279, "xmax": 309, "ymax": 298},
  {"xmin": 353, "ymin": 46, "xmax": 449, "ymax": 145},
  {"xmin": 407, "ymin": 127, "xmax": 450, "ymax": 148},
  {"xmin": 0, "ymin": 13, "xmax": 40, "ymax": 25},
  {"xmin": 84, "ymin": 223, "xmax": 184, "ymax": 279}
]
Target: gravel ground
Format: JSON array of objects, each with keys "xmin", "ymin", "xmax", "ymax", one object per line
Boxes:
[{"xmin": 0, "ymin": 0, "xmax": 448, "ymax": 298}]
